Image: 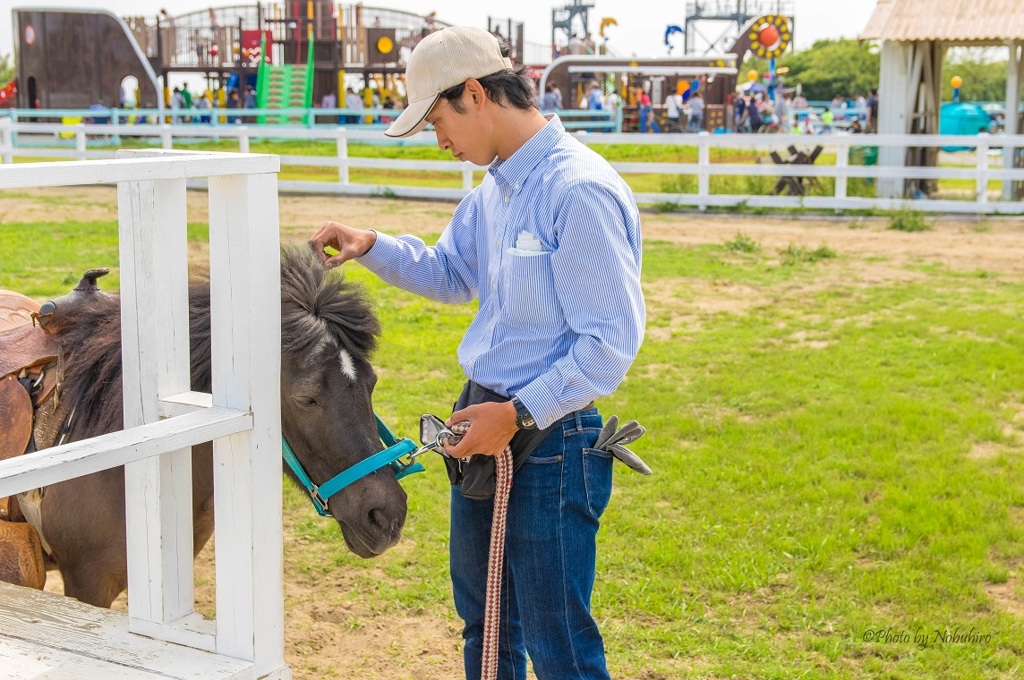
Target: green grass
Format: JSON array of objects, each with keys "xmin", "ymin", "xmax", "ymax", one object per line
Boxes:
[{"xmin": 4, "ymin": 213, "xmax": 1024, "ymax": 679}]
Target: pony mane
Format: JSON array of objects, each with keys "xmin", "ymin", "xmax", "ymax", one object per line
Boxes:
[{"xmin": 56, "ymin": 246, "xmax": 380, "ymax": 441}]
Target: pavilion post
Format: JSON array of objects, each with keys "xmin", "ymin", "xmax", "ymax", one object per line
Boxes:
[{"xmin": 1003, "ymin": 40, "xmax": 1022, "ymax": 201}]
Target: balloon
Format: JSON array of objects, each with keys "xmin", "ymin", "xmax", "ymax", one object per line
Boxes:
[
  {"xmin": 747, "ymin": 69, "xmax": 758, "ymax": 81},
  {"xmin": 950, "ymin": 75, "xmax": 963, "ymax": 88}
]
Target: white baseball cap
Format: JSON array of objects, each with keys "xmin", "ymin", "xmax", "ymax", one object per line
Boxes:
[{"xmin": 385, "ymin": 26, "xmax": 513, "ymax": 139}]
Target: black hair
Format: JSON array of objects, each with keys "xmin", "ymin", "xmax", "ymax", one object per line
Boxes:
[{"xmin": 438, "ymin": 41, "xmax": 537, "ymax": 113}]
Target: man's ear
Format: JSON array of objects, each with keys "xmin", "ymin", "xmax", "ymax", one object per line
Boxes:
[{"xmin": 464, "ymin": 78, "xmax": 487, "ymax": 110}]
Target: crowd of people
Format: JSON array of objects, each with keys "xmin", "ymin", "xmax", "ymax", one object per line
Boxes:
[{"xmin": 154, "ymin": 76, "xmax": 879, "ymax": 136}]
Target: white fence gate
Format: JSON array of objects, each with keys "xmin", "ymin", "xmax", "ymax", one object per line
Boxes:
[{"xmin": 0, "ymin": 150, "xmax": 288, "ymax": 679}]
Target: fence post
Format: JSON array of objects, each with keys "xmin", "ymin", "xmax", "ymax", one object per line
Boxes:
[
  {"xmin": 335, "ymin": 127, "xmax": 349, "ymax": 186},
  {"xmin": 161, "ymin": 124, "xmax": 173, "ymax": 150},
  {"xmin": 0, "ymin": 117, "xmax": 12, "ymax": 164},
  {"xmin": 76, "ymin": 125, "xmax": 87, "ymax": 161},
  {"xmin": 835, "ymin": 139, "xmax": 849, "ymax": 212},
  {"xmin": 111, "ymin": 108, "xmax": 121, "ymax": 146},
  {"xmin": 976, "ymin": 137, "xmax": 989, "ymax": 206},
  {"xmin": 697, "ymin": 137, "xmax": 710, "ymax": 211},
  {"xmin": 238, "ymin": 126, "xmax": 250, "ymax": 153}
]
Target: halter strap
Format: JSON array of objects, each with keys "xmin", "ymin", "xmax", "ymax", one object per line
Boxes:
[{"xmin": 282, "ymin": 413, "xmax": 424, "ymax": 517}]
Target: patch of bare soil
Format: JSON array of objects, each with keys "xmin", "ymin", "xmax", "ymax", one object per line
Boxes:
[{"xmin": 17, "ymin": 187, "xmax": 1024, "ymax": 678}]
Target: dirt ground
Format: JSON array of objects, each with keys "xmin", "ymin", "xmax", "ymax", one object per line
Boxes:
[{"xmin": 17, "ymin": 185, "xmax": 1024, "ymax": 679}]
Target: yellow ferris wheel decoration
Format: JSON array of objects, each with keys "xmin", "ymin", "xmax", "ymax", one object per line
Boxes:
[
  {"xmin": 376, "ymin": 35, "xmax": 394, "ymax": 55},
  {"xmin": 748, "ymin": 15, "xmax": 792, "ymax": 59}
]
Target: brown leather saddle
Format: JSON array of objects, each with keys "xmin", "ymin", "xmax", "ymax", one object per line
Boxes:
[{"xmin": 0, "ymin": 269, "xmax": 111, "ymax": 589}]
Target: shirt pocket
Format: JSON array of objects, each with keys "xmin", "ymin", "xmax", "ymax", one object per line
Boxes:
[{"xmin": 503, "ymin": 251, "xmax": 562, "ymax": 327}]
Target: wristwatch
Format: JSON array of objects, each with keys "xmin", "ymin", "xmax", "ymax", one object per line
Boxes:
[{"xmin": 511, "ymin": 395, "xmax": 537, "ymax": 430}]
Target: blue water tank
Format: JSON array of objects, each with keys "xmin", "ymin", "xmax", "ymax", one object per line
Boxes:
[{"xmin": 939, "ymin": 103, "xmax": 992, "ymax": 151}]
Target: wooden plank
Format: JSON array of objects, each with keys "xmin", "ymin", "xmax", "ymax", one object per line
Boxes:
[
  {"xmin": 119, "ymin": 176, "xmax": 196, "ymax": 626},
  {"xmin": 0, "ymin": 582, "xmax": 255, "ymax": 680},
  {"xmin": 0, "ymin": 155, "xmax": 279, "ymax": 190},
  {"xmin": 0, "ymin": 408, "xmax": 251, "ymax": 497},
  {"xmin": 208, "ymin": 172, "xmax": 284, "ymax": 675}
]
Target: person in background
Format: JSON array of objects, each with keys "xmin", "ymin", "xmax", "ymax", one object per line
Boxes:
[
  {"xmin": 687, "ymin": 91, "xmax": 704, "ymax": 133},
  {"xmin": 540, "ymin": 83, "xmax": 561, "ymax": 111},
  {"xmin": 639, "ymin": 89, "xmax": 658, "ymax": 133},
  {"xmin": 664, "ymin": 89, "xmax": 683, "ymax": 133},
  {"xmin": 226, "ymin": 88, "xmax": 242, "ymax": 124},
  {"xmin": 345, "ymin": 87, "xmax": 364, "ymax": 124}
]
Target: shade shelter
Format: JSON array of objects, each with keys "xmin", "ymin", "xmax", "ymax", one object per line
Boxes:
[{"xmin": 860, "ymin": 0, "xmax": 1024, "ymax": 200}]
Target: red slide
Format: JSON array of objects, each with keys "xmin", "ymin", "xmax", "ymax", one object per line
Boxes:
[{"xmin": 0, "ymin": 79, "xmax": 16, "ymax": 108}]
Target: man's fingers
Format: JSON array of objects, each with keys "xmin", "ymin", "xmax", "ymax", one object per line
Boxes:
[{"xmin": 323, "ymin": 253, "xmax": 347, "ymax": 270}]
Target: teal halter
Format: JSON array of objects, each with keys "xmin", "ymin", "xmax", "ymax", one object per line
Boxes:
[{"xmin": 282, "ymin": 414, "xmax": 425, "ymax": 517}]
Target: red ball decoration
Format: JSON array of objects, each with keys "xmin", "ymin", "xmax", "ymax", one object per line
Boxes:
[
  {"xmin": 757, "ymin": 25, "xmax": 780, "ymax": 48},
  {"xmin": 209, "ymin": 44, "xmax": 219, "ymax": 57}
]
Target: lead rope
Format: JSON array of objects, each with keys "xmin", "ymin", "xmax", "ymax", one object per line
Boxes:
[{"xmin": 449, "ymin": 421, "xmax": 513, "ymax": 680}]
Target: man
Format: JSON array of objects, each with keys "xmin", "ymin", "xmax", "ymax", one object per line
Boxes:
[
  {"xmin": 309, "ymin": 26, "xmax": 644, "ymax": 680},
  {"xmin": 687, "ymin": 91, "xmax": 704, "ymax": 132},
  {"xmin": 664, "ymin": 89, "xmax": 683, "ymax": 133},
  {"xmin": 345, "ymin": 87, "xmax": 364, "ymax": 124},
  {"xmin": 540, "ymin": 83, "xmax": 560, "ymax": 111}
]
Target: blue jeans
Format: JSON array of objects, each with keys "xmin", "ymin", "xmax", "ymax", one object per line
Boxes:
[
  {"xmin": 450, "ymin": 408, "xmax": 612, "ymax": 680},
  {"xmin": 687, "ymin": 113, "xmax": 703, "ymax": 132}
]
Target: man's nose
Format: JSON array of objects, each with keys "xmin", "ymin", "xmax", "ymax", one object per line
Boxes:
[{"xmin": 435, "ymin": 131, "xmax": 450, "ymax": 151}]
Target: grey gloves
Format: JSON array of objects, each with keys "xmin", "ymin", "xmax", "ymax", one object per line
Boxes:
[{"xmin": 593, "ymin": 415, "xmax": 652, "ymax": 475}]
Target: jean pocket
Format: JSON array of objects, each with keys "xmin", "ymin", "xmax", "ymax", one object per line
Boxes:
[
  {"xmin": 582, "ymin": 448, "xmax": 613, "ymax": 518},
  {"xmin": 503, "ymin": 252, "xmax": 561, "ymax": 327}
]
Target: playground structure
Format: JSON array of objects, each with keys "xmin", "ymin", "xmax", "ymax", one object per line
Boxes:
[
  {"xmin": 10, "ymin": 4, "xmax": 502, "ymax": 115},
  {"xmin": 541, "ymin": 9, "xmax": 792, "ymax": 132},
  {"xmin": 10, "ymin": 1, "xmax": 795, "ymax": 133},
  {"xmin": 683, "ymin": 0, "xmax": 795, "ymax": 56},
  {"xmin": 9, "ymin": 3, "xmax": 556, "ymax": 118}
]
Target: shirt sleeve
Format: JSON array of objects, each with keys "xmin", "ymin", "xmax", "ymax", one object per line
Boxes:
[
  {"xmin": 357, "ymin": 191, "xmax": 481, "ymax": 304},
  {"xmin": 513, "ymin": 181, "xmax": 646, "ymax": 426}
]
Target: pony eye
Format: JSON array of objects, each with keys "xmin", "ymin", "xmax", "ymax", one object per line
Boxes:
[{"xmin": 298, "ymin": 396, "xmax": 319, "ymax": 407}]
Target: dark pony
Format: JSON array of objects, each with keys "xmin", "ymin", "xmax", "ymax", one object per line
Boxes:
[{"xmin": 36, "ymin": 246, "xmax": 407, "ymax": 607}]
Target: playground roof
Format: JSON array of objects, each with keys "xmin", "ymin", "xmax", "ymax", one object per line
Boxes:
[{"xmin": 860, "ymin": 0, "xmax": 1024, "ymax": 42}]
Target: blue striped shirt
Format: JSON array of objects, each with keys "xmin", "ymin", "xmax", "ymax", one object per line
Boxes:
[{"xmin": 358, "ymin": 115, "xmax": 645, "ymax": 427}]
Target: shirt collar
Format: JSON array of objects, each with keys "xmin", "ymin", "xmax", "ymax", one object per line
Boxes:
[{"xmin": 488, "ymin": 114, "xmax": 564, "ymax": 196}]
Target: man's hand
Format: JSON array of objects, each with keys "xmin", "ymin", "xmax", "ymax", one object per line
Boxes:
[
  {"xmin": 444, "ymin": 401, "xmax": 518, "ymax": 459},
  {"xmin": 308, "ymin": 221, "xmax": 377, "ymax": 269}
]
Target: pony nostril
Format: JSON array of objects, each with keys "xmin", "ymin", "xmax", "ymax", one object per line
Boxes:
[
  {"xmin": 368, "ymin": 508, "xmax": 389, "ymax": 532},
  {"xmin": 368, "ymin": 507, "xmax": 404, "ymax": 538}
]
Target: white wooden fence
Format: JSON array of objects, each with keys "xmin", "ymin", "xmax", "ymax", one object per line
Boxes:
[
  {"xmin": 0, "ymin": 150, "xmax": 287, "ymax": 679},
  {"xmin": 1, "ymin": 117, "xmax": 1023, "ymax": 214}
]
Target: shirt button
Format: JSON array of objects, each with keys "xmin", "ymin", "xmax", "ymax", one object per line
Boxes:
[
  {"xmin": 504, "ymin": 196, "xmax": 509, "ymax": 203},
  {"xmin": 513, "ymin": 183, "xmax": 520, "ymax": 190},
  {"xmin": 495, "ymin": 238, "xmax": 500, "ymax": 247},
  {"xmin": 491, "ymin": 283, "xmax": 497, "ymax": 291}
]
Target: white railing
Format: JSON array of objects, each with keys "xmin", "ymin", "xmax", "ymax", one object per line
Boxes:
[
  {"xmin": 1, "ymin": 117, "xmax": 1022, "ymax": 214},
  {"xmin": 0, "ymin": 150, "xmax": 287, "ymax": 678}
]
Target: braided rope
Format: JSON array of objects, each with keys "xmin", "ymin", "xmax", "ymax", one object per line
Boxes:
[{"xmin": 449, "ymin": 421, "xmax": 513, "ymax": 680}]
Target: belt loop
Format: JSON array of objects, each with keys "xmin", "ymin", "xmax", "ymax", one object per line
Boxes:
[{"xmin": 573, "ymin": 410, "xmax": 583, "ymax": 431}]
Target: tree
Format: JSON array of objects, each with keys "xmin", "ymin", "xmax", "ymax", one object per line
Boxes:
[
  {"xmin": 764, "ymin": 39, "xmax": 881, "ymax": 102},
  {"xmin": 942, "ymin": 48, "xmax": 1007, "ymax": 102},
  {"xmin": 0, "ymin": 53, "xmax": 14, "ymax": 84}
]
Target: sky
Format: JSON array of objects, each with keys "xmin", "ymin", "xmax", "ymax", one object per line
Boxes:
[{"xmin": 1, "ymin": 0, "xmax": 879, "ymax": 64}]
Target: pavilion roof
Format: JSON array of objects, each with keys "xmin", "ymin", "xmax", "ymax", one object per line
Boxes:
[{"xmin": 860, "ymin": 0, "xmax": 1024, "ymax": 42}]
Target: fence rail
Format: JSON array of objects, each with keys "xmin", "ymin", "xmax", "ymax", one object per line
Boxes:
[{"xmin": 2, "ymin": 117, "xmax": 1022, "ymax": 214}]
